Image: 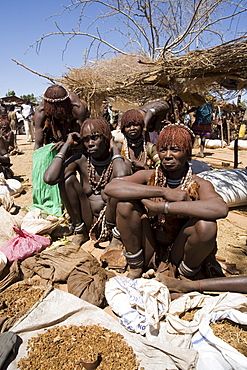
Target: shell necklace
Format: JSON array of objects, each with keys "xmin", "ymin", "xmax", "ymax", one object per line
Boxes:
[
  {"xmin": 87, "ymin": 156, "xmax": 113, "ymax": 195},
  {"xmin": 123, "ymin": 137, "xmax": 147, "ymax": 163},
  {"xmin": 154, "ymin": 162, "xmax": 193, "ymax": 190}
]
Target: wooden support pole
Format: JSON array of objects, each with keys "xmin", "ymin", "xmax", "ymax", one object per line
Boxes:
[{"xmin": 234, "ymin": 138, "xmax": 238, "ymax": 168}]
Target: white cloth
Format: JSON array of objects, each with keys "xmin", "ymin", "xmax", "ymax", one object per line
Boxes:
[
  {"xmin": 105, "ymin": 276, "xmax": 170, "ymax": 335},
  {"xmin": 15, "ymin": 112, "xmax": 24, "ymax": 122},
  {"xmin": 21, "ymin": 103, "xmax": 33, "ymax": 119}
]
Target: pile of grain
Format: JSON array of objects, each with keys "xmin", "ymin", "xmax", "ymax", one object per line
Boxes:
[{"xmin": 18, "ymin": 324, "xmax": 140, "ymax": 370}]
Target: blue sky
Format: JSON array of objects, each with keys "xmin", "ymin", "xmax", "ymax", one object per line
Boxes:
[
  {"xmin": 1, "ymin": 1, "xmax": 246, "ymax": 101},
  {"xmin": 0, "ymin": 1, "xmax": 93, "ymax": 98}
]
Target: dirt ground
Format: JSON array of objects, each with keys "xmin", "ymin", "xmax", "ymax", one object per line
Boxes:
[{"xmin": 10, "ymin": 134, "xmax": 247, "ymax": 275}]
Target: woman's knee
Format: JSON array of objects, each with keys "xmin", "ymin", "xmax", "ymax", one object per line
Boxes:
[
  {"xmin": 117, "ymin": 200, "xmax": 142, "ymax": 220},
  {"xmin": 194, "ymin": 219, "xmax": 217, "ymax": 242}
]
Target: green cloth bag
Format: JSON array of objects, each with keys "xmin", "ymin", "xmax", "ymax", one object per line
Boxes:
[{"xmin": 30, "ymin": 143, "xmax": 63, "ymax": 216}]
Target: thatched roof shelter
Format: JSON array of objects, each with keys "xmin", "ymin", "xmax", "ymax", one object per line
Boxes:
[{"xmin": 59, "ymin": 37, "xmax": 247, "ymax": 112}]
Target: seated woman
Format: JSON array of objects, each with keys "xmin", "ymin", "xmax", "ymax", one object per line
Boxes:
[
  {"xmin": 119, "ymin": 109, "xmax": 160, "ymax": 173},
  {"xmin": 0, "ymin": 120, "xmax": 15, "ymax": 178},
  {"xmin": 0, "ymin": 119, "xmax": 15, "ymax": 154},
  {"xmin": 105, "ymin": 123, "xmax": 228, "ymax": 279},
  {"xmin": 44, "ymin": 117, "xmax": 131, "ymax": 244}
]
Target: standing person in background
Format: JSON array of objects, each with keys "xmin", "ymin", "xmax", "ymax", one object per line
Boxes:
[
  {"xmin": 7, "ymin": 105, "xmax": 18, "ymax": 132},
  {"xmin": 15, "ymin": 110, "xmax": 24, "ymax": 135},
  {"xmin": 21, "ymin": 98, "xmax": 34, "ymax": 143},
  {"xmin": 191, "ymin": 103, "xmax": 213, "ymax": 158}
]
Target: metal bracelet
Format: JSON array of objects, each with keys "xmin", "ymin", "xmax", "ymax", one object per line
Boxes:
[
  {"xmin": 164, "ymin": 200, "xmax": 169, "ymax": 214},
  {"xmin": 111, "ymin": 154, "xmax": 124, "ymax": 161},
  {"xmin": 55, "ymin": 154, "xmax": 65, "ymax": 160}
]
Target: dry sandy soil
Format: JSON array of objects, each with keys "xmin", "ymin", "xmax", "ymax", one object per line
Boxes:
[{"xmin": 10, "ymin": 134, "xmax": 247, "ymax": 275}]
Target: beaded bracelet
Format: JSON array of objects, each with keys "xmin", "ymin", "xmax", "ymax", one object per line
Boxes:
[
  {"xmin": 112, "ymin": 154, "xmax": 124, "ymax": 161},
  {"xmin": 164, "ymin": 200, "xmax": 169, "ymax": 214}
]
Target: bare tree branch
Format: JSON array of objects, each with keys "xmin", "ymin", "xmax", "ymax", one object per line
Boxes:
[
  {"xmin": 30, "ymin": 0, "xmax": 247, "ymax": 63},
  {"xmin": 11, "ymin": 59, "xmax": 57, "ymax": 84}
]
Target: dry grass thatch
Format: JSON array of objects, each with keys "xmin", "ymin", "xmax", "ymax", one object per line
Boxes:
[
  {"xmin": 59, "ymin": 37, "xmax": 247, "ymax": 107},
  {"xmin": 58, "ymin": 55, "xmax": 168, "ymax": 108}
]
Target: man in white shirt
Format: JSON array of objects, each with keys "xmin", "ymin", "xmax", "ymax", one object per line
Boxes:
[{"xmin": 21, "ymin": 98, "xmax": 34, "ymax": 143}]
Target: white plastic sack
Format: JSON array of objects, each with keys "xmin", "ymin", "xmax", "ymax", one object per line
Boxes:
[
  {"xmin": 21, "ymin": 208, "xmax": 63, "ymax": 235},
  {"xmin": 0, "ymin": 173, "xmax": 23, "ymax": 196},
  {"xmin": 192, "ymin": 309, "xmax": 247, "ymax": 370},
  {"xmin": 166, "ymin": 291, "xmax": 247, "ymax": 334},
  {"xmin": 229, "ymin": 139, "xmax": 247, "ymax": 150},
  {"xmin": 205, "ymin": 139, "xmax": 227, "ymax": 148},
  {"xmin": 164, "ymin": 291, "xmax": 247, "ymax": 369},
  {"xmin": 8, "ymin": 288, "xmax": 198, "ymax": 370},
  {"xmin": 198, "ymin": 169, "xmax": 247, "ymax": 207}
]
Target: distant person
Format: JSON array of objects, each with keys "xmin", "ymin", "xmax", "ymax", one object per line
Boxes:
[
  {"xmin": 21, "ymin": 98, "xmax": 34, "ymax": 143},
  {"xmin": 0, "ymin": 119, "xmax": 15, "ymax": 154},
  {"xmin": 0, "ymin": 121, "xmax": 14, "ymax": 179},
  {"xmin": 0, "ymin": 100, "xmax": 7, "ymax": 116},
  {"xmin": 15, "ymin": 110, "xmax": 24, "ymax": 135},
  {"xmin": 7, "ymin": 105, "xmax": 17, "ymax": 132},
  {"xmin": 191, "ymin": 103, "xmax": 213, "ymax": 157}
]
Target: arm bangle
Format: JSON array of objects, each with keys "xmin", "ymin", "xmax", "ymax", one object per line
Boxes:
[
  {"xmin": 57, "ymin": 152, "xmax": 65, "ymax": 157},
  {"xmin": 55, "ymin": 154, "xmax": 65, "ymax": 161},
  {"xmin": 164, "ymin": 200, "xmax": 169, "ymax": 214},
  {"xmin": 112, "ymin": 154, "xmax": 124, "ymax": 161}
]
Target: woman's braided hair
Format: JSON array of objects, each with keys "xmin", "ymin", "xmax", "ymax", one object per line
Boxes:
[{"xmin": 157, "ymin": 123, "xmax": 195, "ymax": 159}]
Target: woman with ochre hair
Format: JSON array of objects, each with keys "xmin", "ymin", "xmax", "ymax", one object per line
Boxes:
[{"xmin": 105, "ymin": 123, "xmax": 228, "ymax": 279}]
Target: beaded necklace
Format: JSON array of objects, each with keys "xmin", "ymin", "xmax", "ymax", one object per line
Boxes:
[
  {"xmin": 152, "ymin": 162, "xmax": 194, "ymax": 225},
  {"xmin": 154, "ymin": 162, "xmax": 193, "ymax": 190},
  {"xmin": 87, "ymin": 157, "xmax": 113, "ymax": 195},
  {"xmin": 122, "ymin": 137, "xmax": 147, "ymax": 163}
]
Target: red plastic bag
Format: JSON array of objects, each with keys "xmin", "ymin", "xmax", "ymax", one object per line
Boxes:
[{"xmin": 0, "ymin": 226, "xmax": 51, "ymax": 262}]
